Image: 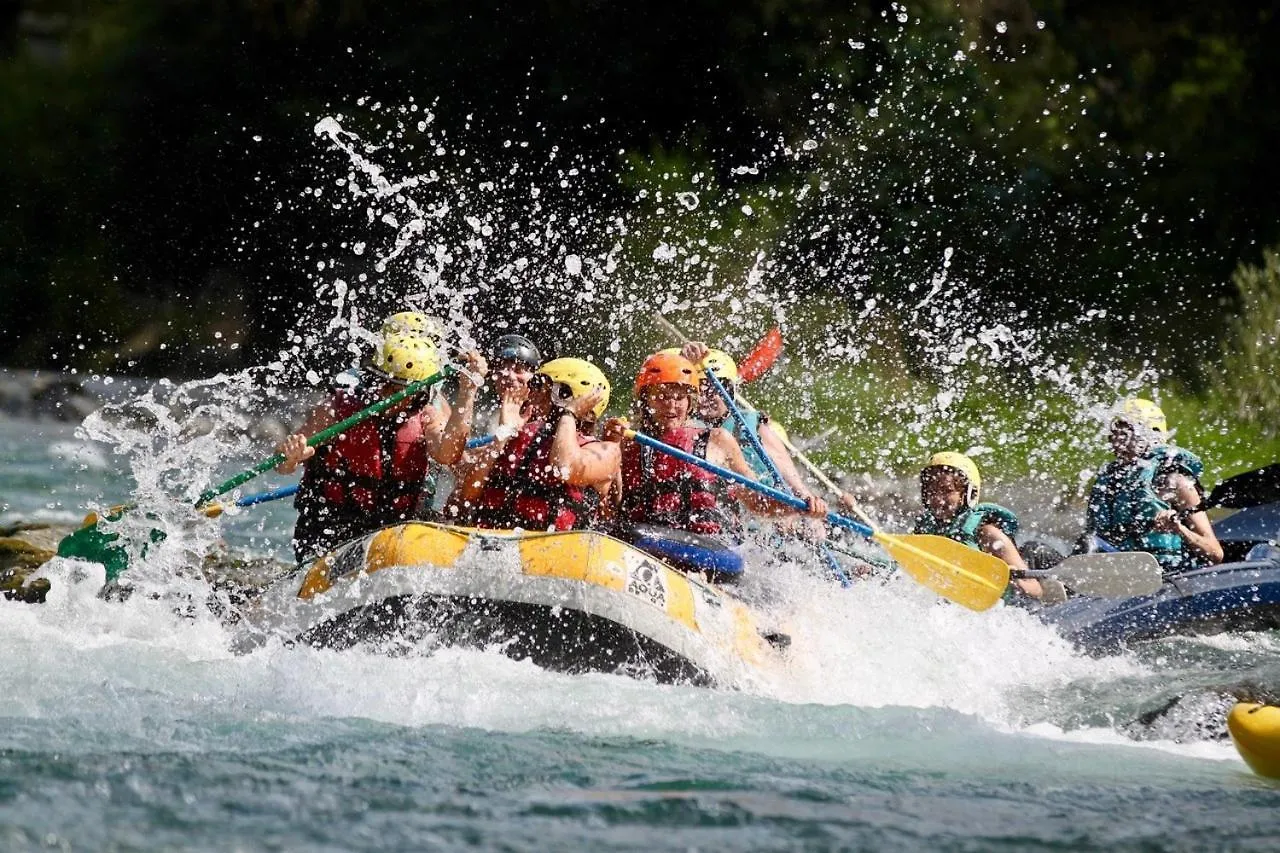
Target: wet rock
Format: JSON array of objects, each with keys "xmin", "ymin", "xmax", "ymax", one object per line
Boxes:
[
  {"xmin": 1126, "ymin": 683, "xmax": 1280, "ymax": 742},
  {"xmin": 0, "ymin": 523, "xmax": 69, "ymax": 603}
]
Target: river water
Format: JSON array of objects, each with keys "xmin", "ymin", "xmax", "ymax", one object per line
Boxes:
[{"xmin": 4, "ymin": 415, "xmax": 1280, "ymax": 850}]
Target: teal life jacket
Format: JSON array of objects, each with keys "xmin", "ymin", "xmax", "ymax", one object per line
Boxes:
[
  {"xmin": 691, "ymin": 410, "xmax": 776, "ymax": 482},
  {"xmin": 720, "ymin": 409, "xmax": 774, "ymax": 482},
  {"xmin": 913, "ymin": 502, "xmax": 1023, "ymax": 602},
  {"xmin": 1086, "ymin": 445, "xmax": 1205, "ymax": 573},
  {"xmin": 912, "ymin": 502, "xmax": 1020, "ymax": 547}
]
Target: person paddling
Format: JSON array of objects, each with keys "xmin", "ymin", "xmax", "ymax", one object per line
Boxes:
[
  {"xmin": 675, "ymin": 341, "xmax": 823, "ymax": 500},
  {"xmin": 1085, "ymin": 398, "xmax": 1222, "ymax": 572},
  {"xmin": 913, "ymin": 452, "xmax": 1041, "ymax": 600},
  {"xmin": 275, "ymin": 317, "xmax": 487, "ymax": 562},
  {"xmin": 455, "ymin": 357, "xmax": 620, "ymax": 531},
  {"xmin": 603, "ymin": 351, "xmax": 825, "ymax": 540}
]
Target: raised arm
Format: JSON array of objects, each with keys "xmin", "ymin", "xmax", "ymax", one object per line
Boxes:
[
  {"xmin": 450, "ymin": 383, "xmax": 528, "ymax": 505},
  {"xmin": 432, "ymin": 350, "xmax": 487, "ymax": 465},
  {"xmin": 547, "ymin": 393, "xmax": 621, "ymax": 487},
  {"xmin": 757, "ymin": 420, "xmax": 817, "ymax": 500}
]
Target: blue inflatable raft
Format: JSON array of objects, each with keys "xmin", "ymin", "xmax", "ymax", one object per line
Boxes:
[{"xmin": 1035, "ymin": 500, "xmax": 1280, "ymax": 652}]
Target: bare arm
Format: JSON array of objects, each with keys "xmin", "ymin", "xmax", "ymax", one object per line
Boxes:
[
  {"xmin": 432, "ymin": 351, "xmax": 487, "ymax": 465},
  {"xmin": 1155, "ymin": 474, "xmax": 1223, "ymax": 564},
  {"xmin": 757, "ymin": 421, "xmax": 815, "ymax": 499},
  {"xmin": 546, "ymin": 394, "xmax": 621, "ymax": 487},
  {"xmin": 976, "ymin": 523, "xmax": 1027, "ymax": 570},
  {"xmin": 977, "ymin": 522, "xmax": 1040, "ymax": 597},
  {"xmin": 708, "ymin": 429, "xmax": 827, "ymax": 517},
  {"xmin": 450, "ymin": 386, "xmax": 527, "ymax": 505}
]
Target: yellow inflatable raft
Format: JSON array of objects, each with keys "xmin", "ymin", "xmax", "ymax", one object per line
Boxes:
[
  {"xmin": 1228, "ymin": 703, "xmax": 1280, "ymax": 778},
  {"xmin": 232, "ymin": 522, "xmax": 788, "ymax": 687}
]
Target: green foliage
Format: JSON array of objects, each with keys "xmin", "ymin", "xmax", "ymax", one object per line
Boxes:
[
  {"xmin": 1, "ymin": 0, "xmax": 1279, "ymax": 384},
  {"xmin": 1213, "ymin": 247, "xmax": 1280, "ymax": 434}
]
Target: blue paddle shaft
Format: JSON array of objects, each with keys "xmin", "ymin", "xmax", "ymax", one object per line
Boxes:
[
  {"xmin": 703, "ymin": 369, "xmax": 786, "ymax": 488},
  {"xmin": 235, "ymin": 484, "xmax": 298, "ymax": 507},
  {"xmin": 628, "ymin": 430, "xmax": 874, "ymax": 538},
  {"xmin": 703, "ymin": 369, "xmax": 851, "ymax": 585}
]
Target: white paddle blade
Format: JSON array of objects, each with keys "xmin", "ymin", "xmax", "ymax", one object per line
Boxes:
[{"xmin": 1048, "ymin": 552, "xmax": 1164, "ymax": 598}]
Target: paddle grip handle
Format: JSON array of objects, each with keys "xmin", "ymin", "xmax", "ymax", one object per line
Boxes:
[
  {"xmin": 235, "ymin": 483, "xmax": 299, "ymax": 508},
  {"xmin": 627, "ymin": 430, "xmax": 874, "ymax": 539},
  {"xmin": 194, "ymin": 368, "xmax": 453, "ymax": 507}
]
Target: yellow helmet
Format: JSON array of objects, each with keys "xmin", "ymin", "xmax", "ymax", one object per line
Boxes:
[
  {"xmin": 381, "ymin": 311, "xmax": 443, "ymax": 341},
  {"xmin": 1114, "ymin": 398, "xmax": 1167, "ymax": 434},
  {"xmin": 702, "ymin": 349, "xmax": 739, "ymax": 384},
  {"xmin": 658, "ymin": 347, "xmax": 740, "ymax": 384},
  {"xmin": 924, "ymin": 451, "xmax": 981, "ymax": 504},
  {"xmin": 538, "ymin": 357, "xmax": 611, "ymax": 419},
  {"xmin": 371, "ymin": 334, "xmax": 441, "ymax": 384}
]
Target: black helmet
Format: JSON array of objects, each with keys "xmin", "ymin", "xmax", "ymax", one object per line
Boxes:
[{"xmin": 494, "ymin": 334, "xmax": 541, "ymax": 368}]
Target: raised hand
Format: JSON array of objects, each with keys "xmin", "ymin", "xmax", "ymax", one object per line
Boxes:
[
  {"xmin": 564, "ymin": 388, "xmax": 604, "ymax": 421},
  {"xmin": 275, "ymin": 433, "xmax": 315, "ymax": 474},
  {"xmin": 680, "ymin": 341, "xmax": 710, "ymax": 365},
  {"xmin": 457, "ymin": 350, "xmax": 488, "ymax": 393},
  {"xmin": 601, "ymin": 417, "xmax": 630, "ymax": 443}
]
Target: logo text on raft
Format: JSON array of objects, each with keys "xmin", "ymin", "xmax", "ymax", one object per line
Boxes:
[{"xmin": 625, "ymin": 556, "xmax": 667, "ymax": 608}]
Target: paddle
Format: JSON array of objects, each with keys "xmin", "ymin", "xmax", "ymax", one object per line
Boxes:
[
  {"xmin": 623, "ymin": 429, "xmax": 1010, "ymax": 611},
  {"xmin": 234, "ymin": 483, "xmax": 299, "ymax": 508},
  {"xmin": 201, "ymin": 483, "xmax": 301, "ymax": 518},
  {"xmin": 200, "ymin": 434, "xmax": 493, "ymax": 518},
  {"xmin": 56, "ymin": 368, "xmax": 453, "ymax": 581},
  {"xmin": 1024, "ymin": 552, "xmax": 1163, "ymax": 598},
  {"xmin": 737, "ymin": 326, "xmax": 784, "ymax": 382},
  {"xmin": 699, "ymin": 366, "xmax": 851, "ymax": 586},
  {"xmin": 702, "ymin": 370, "xmax": 785, "ymax": 487},
  {"xmin": 652, "ymin": 314, "xmax": 786, "ymax": 385},
  {"xmin": 1208, "ymin": 464, "xmax": 1280, "ymax": 510}
]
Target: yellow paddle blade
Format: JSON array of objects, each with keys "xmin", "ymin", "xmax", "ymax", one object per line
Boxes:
[{"xmin": 872, "ymin": 532, "xmax": 1010, "ymax": 612}]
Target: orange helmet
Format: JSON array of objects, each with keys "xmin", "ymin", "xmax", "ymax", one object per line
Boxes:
[{"xmin": 634, "ymin": 352, "xmax": 699, "ymax": 392}]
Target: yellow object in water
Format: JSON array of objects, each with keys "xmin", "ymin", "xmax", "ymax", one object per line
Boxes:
[{"xmin": 1227, "ymin": 703, "xmax": 1280, "ymax": 778}]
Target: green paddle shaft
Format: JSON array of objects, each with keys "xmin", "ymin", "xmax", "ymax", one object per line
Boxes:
[{"xmin": 195, "ymin": 368, "xmax": 451, "ymax": 506}]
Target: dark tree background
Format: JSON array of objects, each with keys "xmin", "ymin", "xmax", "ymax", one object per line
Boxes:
[{"xmin": 2, "ymin": 0, "xmax": 1277, "ymax": 378}]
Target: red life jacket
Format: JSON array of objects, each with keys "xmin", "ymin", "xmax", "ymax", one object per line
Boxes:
[
  {"xmin": 470, "ymin": 419, "xmax": 600, "ymax": 531},
  {"xmin": 293, "ymin": 390, "xmax": 436, "ymax": 560},
  {"xmin": 620, "ymin": 425, "xmax": 728, "ymax": 536}
]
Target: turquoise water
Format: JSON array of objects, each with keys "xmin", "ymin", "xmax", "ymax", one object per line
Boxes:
[{"xmin": 4, "ymin": 415, "xmax": 1280, "ymax": 851}]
